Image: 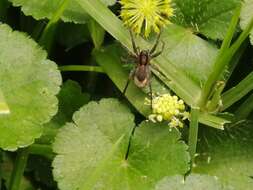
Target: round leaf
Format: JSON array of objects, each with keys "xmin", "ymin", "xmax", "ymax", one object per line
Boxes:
[
  {"xmin": 172, "ymin": 0, "xmax": 240, "ymax": 40},
  {"xmin": 0, "ymin": 24, "xmax": 61, "ymax": 150},
  {"xmin": 194, "ymin": 126, "xmax": 253, "ymax": 190},
  {"xmin": 48, "ymin": 80, "xmax": 90, "ymax": 127},
  {"xmin": 128, "ymin": 122, "xmax": 190, "ymax": 183},
  {"xmin": 9, "ymin": 0, "xmax": 116, "ymax": 24},
  {"xmin": 53, "ymin": 98, "xmax": 135, "ymax": 190},
  {"xmin": 240, "ymin": 0, "xmax": 253, "ymax": 45},
  {"xmin": 155, "ymin": 174, "xmax": 232, "ymax": 190},
  {"xmin": 39, "ymin": 80, "xmax": 89, "ymax": 144},
  {"xmin": 53, "ymin": 99, "xmax": 190, "ymax": 190}
]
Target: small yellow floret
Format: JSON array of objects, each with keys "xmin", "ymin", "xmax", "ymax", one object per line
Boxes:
[{"xmin": 145, "ymin": 93, "xmax": 189, "ymax": 128}]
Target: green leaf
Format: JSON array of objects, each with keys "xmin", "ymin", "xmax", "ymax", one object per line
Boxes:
[
  {"xmin": 0, "ymin": 24, "xmax": 61, "ymax": 150},
  {"xmin": 240, "ymin": 0, "xmax": 253, "ymax": 45},
  {"xmin": 53, "ymin": 99, "xmax": 190, "ymax": 190},
  {"xmin": 155, "ymin": 174, "xmax": 232, "ymax": 190},
  {"xmin": 0, "ymin": 90, "xmax": 10, "ymax": 114},
  {"xmin": 172, "ymin": 0, "xmax": 241, "ymax": 40},
  {"xmin": 88, "ymin": 18, "xmax": 105, "ymax": 49},
  {"xmin": 77, "ymin": 0, "xmax": 201, "ymax": 105},
  {"xmin": 194, "ymin": 126, "xmax": 253, "ymax": 190},
  {"xmin": 53, "ymin": 98, "xmax": 134, "ymax": 190},
  {"xmin": 163, "ymin": 25, "xmax": 218, "ymax": 84},
  {"xmin": 129, "ymin": 122, "xmax": 190, "ymax": 183},
  {"xmin": 47, "ymin": 80, "xmax": 89, "ymax": 128},
  {"xmin": 94, "ymin": 43, "xmax": 229, "ymax": 129},
  {"xmin": 222, "ymin": 72, "xmax": 253, "ymax": 110},
  {"xmin": 94, "ymin": 44, "xmax": 151, "ymax": 115},
  {"xmin": 8, "ymin": 0, "xmax": 116, "ymax": 24},
  {"xmin": 39, "ymin": 80, "xmax": 89, "ymax": 144}
]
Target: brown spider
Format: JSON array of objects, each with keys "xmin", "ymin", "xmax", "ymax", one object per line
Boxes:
[{"xmin": 122, "ymin": 30, "xmax": 165, "ymax": 108}]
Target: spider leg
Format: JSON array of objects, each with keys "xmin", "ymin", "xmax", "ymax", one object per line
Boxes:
[
  {"xmin": 149, "ymin": 82, "xmax": 153, "ymax": 110},
  {"xmin": 121, "ymin": 53, "xmax": 137, "ymax": 64},
  {"xmin": 151, "ymin": 41, "xmax": 165, "ymax": 59},
  {"xmin": 130, "ymin": 30, "xmax": 139, "ymax": 56},
  {"xmin": 123, "ymin": 78, "xmax": 130, "ymax": 95},
  {"xmin": 122, "ymin": 69, "xmax": 135, "ymax": 95},
  {"xmin": 149, "ymin": 32, "xmax": 162, "ymax": 55}
]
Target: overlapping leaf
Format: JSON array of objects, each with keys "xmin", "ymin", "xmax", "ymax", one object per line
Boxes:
[
  {"xmin": 39, "ymin": 80, "xmax": 89, "ymax": 144},
  {"xmin": 194, "ymin": 125, "xmax": 253, "ymax": 190},
  {"xmin": 9, "ymin": 0, "xmax": 116, "ymax": 24},
  {"xmin": 162, "ymin": 25, "xmax": 217, "ymax": 84},
  {"xmin": 46, "ymin": 80, "xmax": 89, "ymax": 128},
  {"xmin": 172, "ymin": 0, "xmax": 240, "ymax": 40},
  {"xmin": 240, "ymin": 0, "xmax": 253, "ymax": 45},
  {"xmin": 0, "ymin": 24, "xmax": 61, "ymax": 150},
  {"xmin": 53, "ymin": 99, "xmax": 189, "ymax": 190},
  {"xmin": 155, "ymin": 174, "xmax": 233, "ymax": 190}
]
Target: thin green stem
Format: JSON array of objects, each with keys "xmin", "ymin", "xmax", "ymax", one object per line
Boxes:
[
  {"xmin": 235, "ymin": 93, "xmax": 253, "ymax": 120},
  {"xmin": 221, "ymin": 72, "xmax": 253, "ymax": 110},
  {"xmin": 188, "ymin": 107, "xmax": 200, "ymax": 165},
  {"xmin": 29, "ymin": 144, "xmax": 54, "ymax": 159},
  {"xmin": 220, "ymin": 6, "xmax": 242, "ymax": 51},
  {"xmin": 198, "ymin": 6, "xmax": 245, "ymax": 108},
  {"xmin": 9, "ymin": 148, "xmax": 29, "ymax": 190},
  {"xmin": 59, "ymin": 65, "xmax": 105, "ymax": 73},
  {"xmin": 39, "ymin": 0, "xmax": 69, "ymax": 52}
]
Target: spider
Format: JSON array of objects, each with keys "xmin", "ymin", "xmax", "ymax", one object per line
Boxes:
[{"xmin": 122, "ymin": 30, "xmax": 165, "ymax": 109}]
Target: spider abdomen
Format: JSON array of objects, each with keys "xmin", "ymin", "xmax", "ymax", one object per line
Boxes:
[{"xmin": 134, "ymin": 65, "xmax": 150, "ymax": 88}]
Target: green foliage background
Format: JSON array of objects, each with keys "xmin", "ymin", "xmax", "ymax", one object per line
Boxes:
[{"xmin": 0, "ymin": 0, "xmax": 253, "ymax": 189}]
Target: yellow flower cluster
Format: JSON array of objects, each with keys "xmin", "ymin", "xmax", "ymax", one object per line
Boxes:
[
  {"xmin": 120, "ymin": 0, "xmax": 174, "ymax": 37},
  {"xmin": 146, "ymin": 94, "xmax": 189, "ymax": 128}
]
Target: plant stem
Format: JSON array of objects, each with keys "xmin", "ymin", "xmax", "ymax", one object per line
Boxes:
[
  {"xmin": 220, "ymin": 6, "xmax": 242, "ymax": 51},
  {"xmin": 9, "ymin": 148, "xmax": 29, "ymax": 190},
  {"xmin": 59, "ymin": 65, "xmax": 105, "ymax": 73},
  {"xmin": 39, "ymin": 0, "xmax": 69, "ymax": 53},
  {"xmin": 221, "ymin": 72, "xmax": 253, "ymax": 110},
  {"xmin": 198, "ymin": 6, "xmax": 244, "ymax": 107},
  {"xmin": 29, "ymin": 144, "xmax": 55, "ymax": 159},
  {"xmin": 188, "ymin": 107, "xmax": 200, "ymax": 165},
  {"xmin": 235, "ymin": 93, "xmax": 253, "ymax": 120}
]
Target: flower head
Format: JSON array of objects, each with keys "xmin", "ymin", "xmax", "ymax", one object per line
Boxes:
[
  {"xmin": 146, "ymin": 93, "xmax": 189, "ymax": 128},
  {"xmin": 120, "ymin": 0, "xmax": 174, "ymax": 37}
]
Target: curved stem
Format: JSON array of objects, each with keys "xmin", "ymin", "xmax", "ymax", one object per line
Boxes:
[
  {"xmin": 188, "ymin": 107, "xmax": 200, "ymax": 166},
  {"xmin": 59, "ymin": 65, "xmax": 105, "ymax": 73},
  {"xmin": 9, "ymin": 148, "xmax": 29, "ymax": 190},
  {"xmin": 39, "ymin": 0, "xmax": 69, "ymax": 53}
]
